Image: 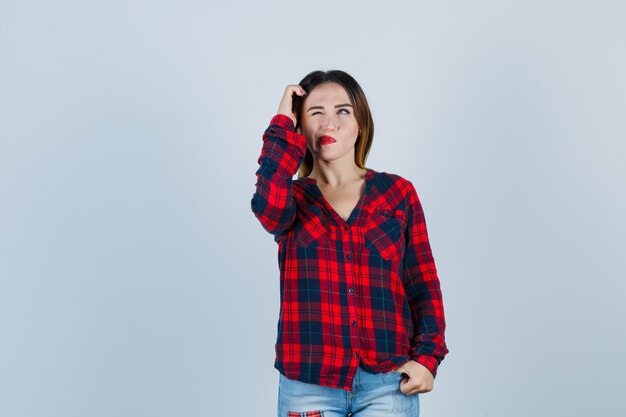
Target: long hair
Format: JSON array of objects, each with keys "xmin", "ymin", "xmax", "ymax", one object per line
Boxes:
[{"xmin": 292, "ymin": 70, "xmax": 374, "ymax": 178}]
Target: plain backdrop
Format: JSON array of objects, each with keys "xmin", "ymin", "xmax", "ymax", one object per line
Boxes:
[{"xmin": 1, "ymin": 1, "xmax": 624, "ymax": 416}]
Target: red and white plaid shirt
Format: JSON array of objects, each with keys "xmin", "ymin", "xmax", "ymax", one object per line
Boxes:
[{"xmin": 251, "ymin": 114, "xmax": 449, "ymax": 391}]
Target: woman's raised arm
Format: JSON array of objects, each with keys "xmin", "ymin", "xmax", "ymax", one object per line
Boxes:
[{"xmin": 250, "ymin": 85, "xmax": 307, "ymax": 241}]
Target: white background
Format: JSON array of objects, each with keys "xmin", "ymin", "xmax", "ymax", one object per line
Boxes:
[{"xmin": 1, "ymin": 1, "xmax": 624, "ymax": 416}]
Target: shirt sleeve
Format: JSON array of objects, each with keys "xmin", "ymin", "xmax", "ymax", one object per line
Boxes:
[
  {"xmin": 250, "ymin": 114, "xmax": 307, "ymax": 241},
  {"xmin": 401, "ymin": 181, "xmax": 449, "ymax": 378}
]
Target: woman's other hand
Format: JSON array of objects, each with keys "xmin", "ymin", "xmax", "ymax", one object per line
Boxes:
[
  {"xmin": 394, "ymin": 360, "xmax": 435, "ymax": 395},
  {"xmin": 277, "ymin": 84, "xmax": 307, "ymax": 126}
]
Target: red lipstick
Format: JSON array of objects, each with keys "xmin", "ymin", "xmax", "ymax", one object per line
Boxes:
[{"xmin": 319, "ymin": 135, "xmax": 336, "ymax": 145}]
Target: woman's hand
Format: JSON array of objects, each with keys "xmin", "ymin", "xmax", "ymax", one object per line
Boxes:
[
  {"xmin": 394, "ymin": 360, "xmax": 435, "ymax": 395},
  {"xmin": 277, "ymin": 84, "xmax": 307, "ymax": 126}
]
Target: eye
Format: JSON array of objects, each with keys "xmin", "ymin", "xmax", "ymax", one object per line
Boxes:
[{"xmin": 338, "ymin": 108, "xmax": 351, "ymax": 114}]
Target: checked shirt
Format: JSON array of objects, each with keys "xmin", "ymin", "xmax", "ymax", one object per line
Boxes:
[{"xmin": 251, "ymin": 114, "xmax": 449, "ymax": 391}]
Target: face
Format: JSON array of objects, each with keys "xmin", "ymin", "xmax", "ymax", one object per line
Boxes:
[{"xmin": 299, "ymin": 82, "xmax": 360, "ymax": 164}]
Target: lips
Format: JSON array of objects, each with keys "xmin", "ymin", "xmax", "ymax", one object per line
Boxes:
[{"xmin": 319, "ymin": 135, "xmax": 336, "ymax": 145}]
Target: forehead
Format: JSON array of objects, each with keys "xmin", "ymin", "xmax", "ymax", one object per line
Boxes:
[{"xmin": 305, "ymin": 82, "xmax": 350, "ymax": 104}]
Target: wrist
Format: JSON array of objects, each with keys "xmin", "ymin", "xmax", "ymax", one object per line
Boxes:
[{"xmin": 276, "ymin": 112, "xmax": 296, "ymax": 127}]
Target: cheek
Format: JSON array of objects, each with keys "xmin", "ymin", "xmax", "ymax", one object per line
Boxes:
[
  {"xmin": 303, "ymin": 129, "xmax": 316, "ymax": 146},
  {"xmin": 300, "ymin": 121, "xmax": 316, "ymax": 137},
  {"xmin": 348, "ymin": 120, "xmax": 359, "ymax": 133}
]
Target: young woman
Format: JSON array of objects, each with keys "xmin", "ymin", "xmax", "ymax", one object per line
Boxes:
[{"xmin": 251, "ymin": 70, "xmax": 449, "ymax": 417}]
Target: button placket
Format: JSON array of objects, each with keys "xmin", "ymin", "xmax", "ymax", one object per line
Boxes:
[
  {"xmin": 302, "ymin": 171, "xmax": 374, "ymax": 379},
  {"xmin": 341, "ymin": 216, "xmax": 361, "ymax": 368}
]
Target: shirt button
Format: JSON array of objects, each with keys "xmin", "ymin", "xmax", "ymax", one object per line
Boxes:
[
  {"xmin": 348, "ymin": 287, "xmax": 354, "ymax": 294},
  {"xmin": 346, "ymin": 254, "xmax": 352, "ymax": 260},
  {"xmin": 343, "ymin": 225, "xmax": 348, "ymax": 231},
  {"xmin": 352, "ymin": 320, "xmax": 357, "ymax": 326},
  {"xmin": 353, "ymin": 352, "xmax": 359, "ymax": 357}
]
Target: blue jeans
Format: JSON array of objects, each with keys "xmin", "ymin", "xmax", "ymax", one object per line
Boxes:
[{"xmin": 277, "ymin": 366, "xmax": 420, "ymax": 417}]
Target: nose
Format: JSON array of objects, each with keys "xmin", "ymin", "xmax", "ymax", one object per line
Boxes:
[{"xmin": 321, "ymin": 114, "xmax": 338, "ymax": 132}]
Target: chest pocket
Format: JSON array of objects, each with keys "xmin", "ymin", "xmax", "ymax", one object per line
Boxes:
[
  {"xmin": 364, "ymin": 209, "xmax": 406, "ymax": 261},
  {"xmin": 294, "ymin": 204, "xmax": 330, "ymax": 247}
]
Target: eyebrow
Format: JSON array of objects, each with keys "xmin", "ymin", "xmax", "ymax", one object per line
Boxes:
[{"xmin": 306, "ymin": 103, "xmax": 353, "ymax": 112}]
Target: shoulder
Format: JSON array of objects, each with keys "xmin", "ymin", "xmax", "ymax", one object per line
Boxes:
[
  {"xmin": 372, "ymin": 169, "xmax": 415, "ymax": 196},
  {"xmin": 291, "ymin": 176, "xmax": 317, "ymax": 204},
  {"xmin": 292, "ymin": 175, "xmax": 310, "ymax": 191}
]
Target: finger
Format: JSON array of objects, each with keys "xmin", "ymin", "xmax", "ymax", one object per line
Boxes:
[
  {"xmin": 286, "ymin": 84, "xmax": 306, "ymax": 96},
  {"xmin": 399, "ymin": 378, "xmax": 412, "ymax": 394},
  {"xmin": 400, "ymin": 379, "xmax": 426, "ymax": 395},
  {"xmin": 293, "ymin": 87, "xmax": 307, "ymax": 97},
  {"xmin": 410, "ymin": 384, "xmax": 431, "ymax": 395},
  {"xmin": 401, "ymin": 384, "xmax": 419, "ymax": 395}
]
